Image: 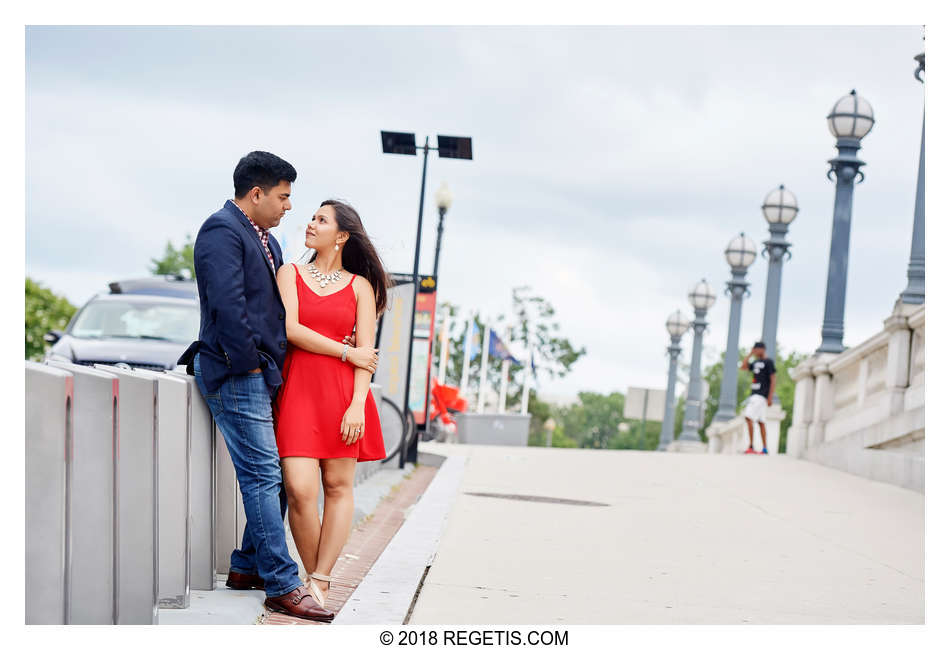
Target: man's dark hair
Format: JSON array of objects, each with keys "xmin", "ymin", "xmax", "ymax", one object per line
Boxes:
[{"xmin": 233, "ymin": 151, "xmax": 297, "ymax": 198}]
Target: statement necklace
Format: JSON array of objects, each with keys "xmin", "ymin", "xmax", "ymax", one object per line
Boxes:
[{"xmin": 307, "ymin": 263, "xmax": 343, "ymax": 288}]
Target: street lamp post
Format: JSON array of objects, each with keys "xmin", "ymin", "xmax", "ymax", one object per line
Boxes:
[
  {"xmin": 618, "ymin": 421, "xmax": 631, "ymax": 446},
  {"xmin": 433, "ymin": 182, "xmax": 453, "ymax": 278},
  {"xmin": 760, "ymin": 185, "xmax": 799, "ymax": 356},
  {"xmin": 543, "ymin": 417, "xmax": 556, "ymax": 448},
  {"xmin": 423, "ymin": 183, "xmax": 454, "ymax": 444},
  {"xmin": 899, "ymin": 52, "xmax": 925, "ymax": 305},
  {"xmin": 714, "ymin": 234, "xmax": 757, "ymax": 422},
  {"xmin": 380, "ymin": 131, "xmax": 473, "ymax": 467},
  {"xmin": 680, "ymin": 279, "xmax": 716, "ymax": 442},
  {"xmin": 658, "ymin": 309, "xmax": 690, "ymax": 450},
  {"xmin": 817, "ymin": 90, "xmax": 875, "ymax": 354}
]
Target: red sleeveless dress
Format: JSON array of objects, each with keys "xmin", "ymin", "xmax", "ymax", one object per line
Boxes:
[{"xmin": 274, "ymin": 265, "xmax": 385, "ymax": 461}]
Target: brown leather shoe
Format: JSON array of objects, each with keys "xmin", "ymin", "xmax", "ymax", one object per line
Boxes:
[
  {"xmin": 225, "ymin": 570, "xmax": 265, "ymax": 590},
  {"xmin": 264, "ymin": 586, "xmax": 335, "ymax": 622}
]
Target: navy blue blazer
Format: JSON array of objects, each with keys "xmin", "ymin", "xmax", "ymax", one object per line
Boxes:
[{"xmin": 178, "ymin": 200, "xmax": 287, "ymax": 396}]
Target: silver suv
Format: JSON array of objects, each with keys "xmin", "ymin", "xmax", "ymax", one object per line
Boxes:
[{"xmin": 45, "ymin": 277, "xmax": 200, "ymax": 370}]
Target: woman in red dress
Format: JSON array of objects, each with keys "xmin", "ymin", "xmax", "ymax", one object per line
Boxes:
[{"xmin": 274, "ymin": 199, "xmax": 390, "ymax": 610}]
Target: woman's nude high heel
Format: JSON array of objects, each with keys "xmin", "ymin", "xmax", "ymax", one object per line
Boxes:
[{"xmin": 307, "ymin": 571, "xmax": 332, "ymax": 608}]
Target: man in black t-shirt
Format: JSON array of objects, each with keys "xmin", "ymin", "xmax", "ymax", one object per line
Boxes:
[{"xmin": 740, "ymin": 341, "xmax": 776, "ymax": 454}]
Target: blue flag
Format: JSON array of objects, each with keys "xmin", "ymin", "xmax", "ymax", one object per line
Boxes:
[
  {"xmin": 466, "ymin": 321, "xmax": 481, "ymax": 361},
  {"xmin": 489, "ymin": 329, "xmax": 521, "ymax": 366}
]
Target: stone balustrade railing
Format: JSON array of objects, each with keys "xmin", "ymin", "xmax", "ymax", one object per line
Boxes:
[{"xmin": 785, "ymin": 304, "xmax": 924, "ymax": 491}]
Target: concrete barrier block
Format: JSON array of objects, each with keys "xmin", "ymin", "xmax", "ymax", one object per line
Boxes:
[
  {"xmin": 25, "ymin": 362, "xmax": 73, "ymax": 625},
  {"xmin": 167, "ymin": 370, "xmax": 216, "ymax": 591},
  {"xmin": 136, "ymin": 369, "xmax": 191, "ymax": 609},
  {"xmin": 94, "ymin": 364, "xmax": 158, "ymax": 625},
  {"xmin": 456, "ymin": 413, "xmax": 531, "ymax": 446},
  {"xmin": 48, "ymin": 361, "xmax": 119, "ymax": 624}
]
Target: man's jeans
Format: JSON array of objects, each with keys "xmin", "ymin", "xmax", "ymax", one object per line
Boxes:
[{"xmin": 194, "ymin": 353, "xmax": 301, "ymax": 597}]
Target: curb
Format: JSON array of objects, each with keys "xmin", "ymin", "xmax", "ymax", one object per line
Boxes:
[{"xmin": 332, "ymin": 453, "xmax": 466, "ymax": 624}]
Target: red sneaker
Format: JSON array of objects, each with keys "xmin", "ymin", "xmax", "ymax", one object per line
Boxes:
[{"xmin": 743, "ymin": 447, "xmax": 757, "ymax": 454}]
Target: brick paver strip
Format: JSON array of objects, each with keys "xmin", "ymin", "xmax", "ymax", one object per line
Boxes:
[{"xmin": 260, "ymin": 464, "xmax": 439, "ymax": 625}]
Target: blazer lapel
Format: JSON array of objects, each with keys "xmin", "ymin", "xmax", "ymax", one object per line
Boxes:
[{"xmin": 225, "ymin": 201, "xmax": 279, "ymax": 285}]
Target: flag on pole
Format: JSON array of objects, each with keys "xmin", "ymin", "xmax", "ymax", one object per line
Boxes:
[
  {"xmin": 488, "ymin": 329, "xmax": 521, "ymax": 366},
  {"xmin": 466, "ymin": 321, "xmax": 482, "ymax": 361},
  {"xmin": 520, "ymin": 347, "xmax": 534, "ymax": 415}
]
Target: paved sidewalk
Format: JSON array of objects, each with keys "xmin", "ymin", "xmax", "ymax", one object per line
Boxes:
[
  {"xmin": 261, "ymin": 464, "xmax": 438, "ymax": 625},
  {"xmin": 408, "ymin": 443, "xmax": 924, "ymax": 624},
  {"xmin": 158, "ymin": 463, "xmax": 429, "ymax": 625}
]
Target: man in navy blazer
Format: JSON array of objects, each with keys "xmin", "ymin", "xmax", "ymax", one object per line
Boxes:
[
  {"xmin": 178, "ymin": 151, "xmax": 333, "ymax": 621},
  {"xmin": 179, "ymin": 182, "xmax": 288, "ymax": 394}
]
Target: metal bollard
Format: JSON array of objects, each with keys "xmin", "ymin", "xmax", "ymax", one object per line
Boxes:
[
  {"xmin": 25, "ymin": 362, "xmax": 73, "ymax": 625},
  {"xmin": 135, "ymin": 369, "xmax": 191, "ymax": 609},
  {"xmin": 94, "ymin": 364, "xmax": 158, "ymax": 625},
  {"xmin": 167, "ymin": 370, "xmax": 216, "ymax": 591},
  {"xmin": 47, "ymin": 361, "xmax": 119, "ymax": 624}
]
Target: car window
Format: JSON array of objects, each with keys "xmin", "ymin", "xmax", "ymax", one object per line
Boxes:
[{"xmin": 71, "ymin": 300, "xmax": 199, "ymax": 343}]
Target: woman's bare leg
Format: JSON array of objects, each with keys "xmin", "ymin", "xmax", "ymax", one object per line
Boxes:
[
  {"xmin": 281, "ymin": 457, "xmax": 322, "ymax": 575},
  {"xmin": 312, "ymin": 457, "xmax": 357, "ymax": 599}
]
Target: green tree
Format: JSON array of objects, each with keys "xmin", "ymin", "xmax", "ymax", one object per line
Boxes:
[
  {"xmin": 25, "ymin": 278, "xmax": 77, "ymax": 360},
  {"xmin": 608, "ymin": 420, "xmax": 662, "ymax": 450},
  {"xmin": 509, "ymin": 285, "xmax": 586, "ymax": 382},
  {"xmin": 560, "ymin": 391, "xmax": 640, "ymax": 449},
  {"xmin": 434, "ymin": 287, "xmax": 586, "ymax": 411},
  {"xmin": 150, "ymin": 235, "xmax": 195, "ymax": 279},
  {"xmin": 526, "ymin": 419, "xmax": 579, "ymax": 448},
  {"xmin": 525, "ymin": 391, "xmax": 558, "ymax": 445}
]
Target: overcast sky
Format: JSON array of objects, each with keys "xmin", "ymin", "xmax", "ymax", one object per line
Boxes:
[{"xmin": 25, "ymin": 25, "xmax": 925, "ymax": 400}]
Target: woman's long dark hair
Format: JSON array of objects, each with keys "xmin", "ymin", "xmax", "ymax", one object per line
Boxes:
[{"xmin": 307, "ymin": 199, "xmax": 391, "ymax": 316}]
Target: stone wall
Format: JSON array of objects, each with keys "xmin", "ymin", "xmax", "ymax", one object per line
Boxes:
[{"xmin": 785, "ymin": 303, "xmax": 924, "ymax": 492}]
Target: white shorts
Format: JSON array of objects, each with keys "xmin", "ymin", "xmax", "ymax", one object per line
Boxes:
[{"xmin": 743, "ymin": 394, "xmax": 768, "ymax": 423}]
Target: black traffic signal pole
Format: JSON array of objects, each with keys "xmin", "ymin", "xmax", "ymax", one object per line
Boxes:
[
  {"xmin": 398, "ymin": 136, "xmax": 430, "ymax": 468},
  {"xmin": 382, "ymin": 131, "xmax": 471, "ymax": 468}
]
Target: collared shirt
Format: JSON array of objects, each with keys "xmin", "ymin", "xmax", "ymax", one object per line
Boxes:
[{"xmin": 230, "ymin": 199, "xmax": 276, "ymax": 273}]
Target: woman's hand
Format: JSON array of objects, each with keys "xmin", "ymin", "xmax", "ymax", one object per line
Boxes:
[
  {"xmin": 341, "ymin": 402, "xmax": 366, "ymax": 445},
  {"xmin": 347, "ymin": 345, "xmax": 379, "ymax": 373}
]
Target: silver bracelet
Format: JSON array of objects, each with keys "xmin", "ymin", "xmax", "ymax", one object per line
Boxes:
[{"xmin": 341, "ymin": 344, "xmax": 349, "ymax": 362}]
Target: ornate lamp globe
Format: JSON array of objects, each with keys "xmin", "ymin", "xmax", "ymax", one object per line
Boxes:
[
  {"xmin": 761, "ymin": 184, "xmax": 799, "ymax": 225},
  {"xmin": 688, "ymin": 279, "xmax": 716, "ymax": 311},
  {"xmin": 435, "ymin": 182, "xmax": 453, "ymax": 212},
  {"xmin": 827, "ymin": 89, "xmax": 875, "ymax": 140},
  {"xmin": 724, "ymin": 232, "xmax": 758, "ymax": 270},
  {"xmin": 666, "ymin": 309, "xmax": 690, "ymax": 338}
]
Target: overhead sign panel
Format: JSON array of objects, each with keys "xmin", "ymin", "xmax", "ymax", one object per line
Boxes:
[
  {"xmin": 437, "ymin": 135, "xmax": 473, "ymax": 160},
  {"xmin": 381, "ymin": 131, "xmax": 417, "ymax": 155}
]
